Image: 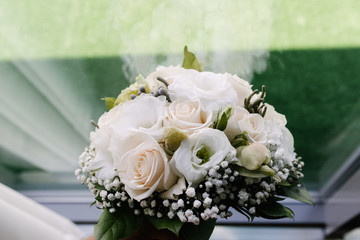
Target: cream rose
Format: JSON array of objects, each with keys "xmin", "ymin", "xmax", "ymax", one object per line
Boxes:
[
  {"xmin": 169, "ymin": 128, "xmax": 236, "ymax": 185},
  {"xmin": 168, "ymin": 70, "xmax": 238, "ymax": 112},
  {"xmin": 165, "ymin": 99, "xmax": 213, "ymax": 134},
  {"xmin": 225, "ymin": 106, "xmax": 267, "ymax": 143},
  {"xmin": 110, "ymin": 132, "xmax": 178, "ymax": 201}
]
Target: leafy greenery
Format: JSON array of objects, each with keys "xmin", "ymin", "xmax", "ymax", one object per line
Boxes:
[
  {"xmin": 102, "ymin": 97, "xmax": 116, "ymax": 111},
  {"xmin": 230, "ymin": 133, "xmax": 250, "ymax": 148},
  {"xmin": 278, "ymin": 181, "xmax": 314, "ymax": 205},
  {"xmin": 257, "ymin": 201, "xmax": 294, "ymax": 220},
  {"xmin": 182, "ymin": 46, "xmax": 202, "ymax": 71},
  {"xmin": 232, "ymin": 205, "xmax": 255, "ymax": 222},
  {"xmin": 147, "ymin": 215, "xmax": 184, "ymax": 236},
  {"xmin": 94, "ymin": 208, "xmax": 143, "ymax": 240},
  {"xmin": 180, "ymin": 219, "xmax": 216, "ymax": 240},
  {"xmin": 214, "ymin": 106, "xmax": 232, "ymax": 131},
  {"xmin": 233, "ymin": 164, "xmax": 275, "ymax": 178}
]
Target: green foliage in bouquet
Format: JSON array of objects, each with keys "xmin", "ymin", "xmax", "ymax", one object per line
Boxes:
[
  {"xmin": 182, "ymin": 45, "xmax": 202, "ymax": 72},
  {"xmin": 77, "ymin": 46, "xmax": 313, "ymax": 240}
]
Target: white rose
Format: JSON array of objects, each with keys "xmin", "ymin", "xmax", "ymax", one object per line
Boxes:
[
  {"xmin": 168, "ymin": 70, "xmax": 238, "ymax": 112},
  {"xmin": 87, "ymin": 108, "xmax": 123, "ymax": 180},
  {"xmin": 169, "ymin": 128, "xmax": 236, "ymax": 185},
  {"xmin": 88, "ymin": 127, "xmax": 117, "ymax": 180},
  {"xmin": 111, "ymin": 94, "xmax": 168, "ymax": 141},
  {"xmin": 224, "ymin": 106, "xmax": 267, "ymax": 143},
  {"xmin": 265, "ymin": 119, "xmax": 296, "ymax": 165},
  {"xmin": 110, "ymin": 132, "xmax": 178, "ymax": 201},
  {"xmin": 87, "ymin": 95, "xmax": 168, "ymax": 180},
  {"xmin": 145, "ymin": 65, "xmax": 187, "ymax": 91},
  {"xmin": 225, "ymin": 73, "xmax": 253, "ymax": 107},
  {"xmin": 264, "ymin": 103, "xmax": 287, "ymax": 126},
  {"xmin": 263, "ymin": 104, "xmax": 295, "ymax": 165},
  {"xmin": 165, "ymin": 99, "xmax": 213, "ymax": 134}
]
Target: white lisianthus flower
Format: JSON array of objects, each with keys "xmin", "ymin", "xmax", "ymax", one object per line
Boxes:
[
  {"xmin": 110, "ymin": 132, "xmax": 178, "ymax": 201},
  {"xmin": 224, "ymin": 73, "xmax": 253, "ymax": 107},
  {"xmin": 224, "ymin": 106, "xmax": 267, "ymax": 143},
  {"xmin": 168, "ymin": 69, "xmax": 238, "ymax": 112},
  {"xmin": 165, "ymin": 98, "xmax": 213, "ymax": 134},
  {"xmin": 169, "ymin": 128, "xmax": 236, "ymax": 185}
]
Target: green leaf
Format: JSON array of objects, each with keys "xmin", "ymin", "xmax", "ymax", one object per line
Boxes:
[
  {"xmin": 180, "ymin": 219, "xmax": 216, "ymax": 240},
  {"xmin": 214, "ymin": 106, "xmax": 232, "ymax": 131},
  {"xmin": 232, "ymin": 205, "xmax": 254, "ymax": 222},
  {"xmin": 90, "ymin": 200, "xmax": 97, "ymax": 207},
  {"xmin": 278, "ymin": 183, "xmax": 314, "ymax": 205},
  {"xmin": 94, "ymin": 208, "xmax": 143, "ymax": 240},
  {"xmin": 233, "ymin": 165, "xmax": 274, "ymax": 178},
  {"xmin": 278, "ymin": 180, "xmax": 292, "ymax": 186},
  {"xmin": 257, "ymin": 202, "xmax": 294, "ymax": 220},
  {"xmin": 147, "ymin": 216, "xmax": 184, "ymax": 237},
  {"xmin": 101, "ymin": 97, "xmax": 116, "ymax": 111},
  {"xmin": 182, "ymin": 46, "xmax": 201, "ymax": 71}
]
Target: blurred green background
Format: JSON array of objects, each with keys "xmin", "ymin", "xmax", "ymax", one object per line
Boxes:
[{"xmin": 0, "ymin": 0, "xmax": 359, "ymax": 190}]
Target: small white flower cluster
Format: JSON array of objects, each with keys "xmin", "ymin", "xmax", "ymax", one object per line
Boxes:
[
  {"xmin": 77, "ymin": 142, "xmax": 304, "ymax": 223},
  {"xmin": 267, "ymin": 139, "xmax": 305, "ymax": 183},
  {"xmin": 77, "ymin": 149, "xmax": 255, "ymax": 224}
]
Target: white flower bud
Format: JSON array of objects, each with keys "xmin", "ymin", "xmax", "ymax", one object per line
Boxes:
[{"xmin": 237, "ymin": 142, "xmax": 270, "ymax": 170}]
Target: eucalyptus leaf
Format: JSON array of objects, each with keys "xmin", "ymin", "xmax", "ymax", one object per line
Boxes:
[
  {"xmin": 180, "ymin": 219, "xmax": 216, "ymax": 240},
  {"xmin": 102, "ymin": 97, "xmax": 116, "ymax": 111},
  {"xmin": 182, "ymin": 46, "xmax": 201, "ymax": 71},
  {"xmin": 147, "ymin": 216, "xmax": 184, "ymax": 236},
  {"xmin": 94, "ymin": 208, "xmax": 143, "ymax": 240},
  {"xmin": 258, "ymin": 202, "xmax": 294, "ymax": 220},
  {"xmin": 278, "ymin": 183, "xmax": 314, "ymax": 205}
]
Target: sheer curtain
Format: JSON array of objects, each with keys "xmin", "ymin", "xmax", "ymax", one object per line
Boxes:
[{"xmin": 0, "ymin": 183, "xmax": 83, "ymax": 239}]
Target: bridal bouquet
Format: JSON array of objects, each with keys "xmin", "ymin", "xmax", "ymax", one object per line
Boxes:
[{"xmin": 76, "ymin": 47, "xmax": 313, "ymax": 240}]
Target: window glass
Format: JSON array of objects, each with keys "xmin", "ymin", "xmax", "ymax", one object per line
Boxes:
[{"xmin": 1, "ymin": 0, "xmax": 359, "ymax": 191}]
